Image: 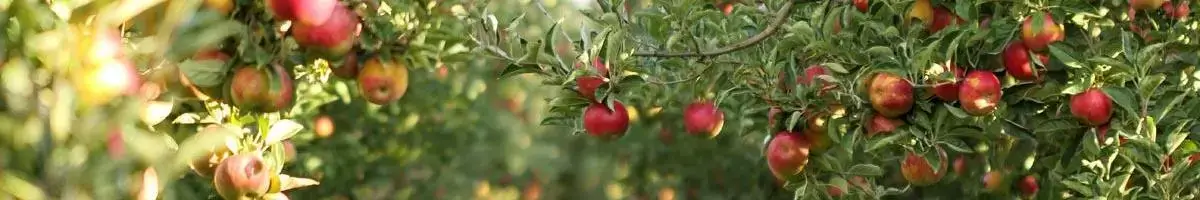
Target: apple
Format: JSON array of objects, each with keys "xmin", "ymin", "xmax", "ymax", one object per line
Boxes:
[
  {"xmin": 1070, "ymin": 88, "xmax": 1113, "ymax": 127},
  {"xmin": 901, "ymin": 149, "xmax": 946, "ymax": 186},
  {"xmin": 952, "ymin": 155, "xmax": 967, "ymax": 176},
  {"xmin": 268, "ymin": 0, "xmax": 338, "ymax": 25},
  {"xmin": 228, "ymin": 64, "xmax": 295, "ymax": 113},
  {"xmin": 683, "ymin": 101, "xmax": 725, "ymax": 138},
  {"xmin": 929, "ymin": 7, "xmax": 965, "ymax": 33},
  {"xmin": 868, "ymin": 72, "xmax": 914, "ymax": 117},
  {"xmin": 357, "ymin": 57, "xmax": 410, "ymax": 105},
  {"xmin": 281, "ymin": 141, "xmax": 296, "ymax": 162},
  {"xmin": 1002, "ymin": 42, "xmax": 1049, "ymax": 81},
  {"xmin": 982, "ymin": 170, "xmax": 1008, "ymax": 193},
  {"xmin": 931, "ymin": 62, "xmax": 964, "ymax": 102},
  {"xmin": 1165, "ymin": 1, "xmax": 1191, "ymax": 20},
  {"xmin": 1130, "ymin": 0, "xmax": 1166, "ymax": 10},
  {"xmin": 204, "ymin": 0, "xmax": 234, "ymax": 16},
  {"xmin": 803, "ymin": 106, "xmax": 843, "ymax": 154},
  {"xmin": 828, "ymin": 185, "xmax": 845, "ymax": 197},
  {"xmin": 292, "ymin": 5, "xmax": 360, "ymax": 57},
  {"xmin": 799, "ymin": 65, "xmax": 838, "ymax": 94},
  {"xmin": 766, "ymin": 131, "xmax": 812, "ymax": 180},
  {"xmin": 576, "ymin": 76, "xmax": 606, "ymax": 102},
  {"xmin": 865, "ymin": 114, "xmax": 903, "ymax": 137},
  {"xmin": 213, "ymin": 154, "xmax": 271, "ymax": 199},
  {"xmin": 332, "ymin": 51, "xmax": 359, "ymax": 79},
  {"xmin": 714, "ymin": 0, "xmax": 735, "ymax": 15},
  {"xmin": 908, "ymin": 0, "xmax": 934, "ymax": 24},
  {"xmin": 1019, "ymin": 175, "xmax": 1039, "ymax": 199},
  {"xmin": 854, "ymin": 0, "xmax": 868, "ymax": 13},
  {"xmin": 958, "ymin": 70, "xmax": 1002, "ymax": 116},
  {"xmin": 583, "ymin": 101, "xmax": 631, "ymax": 139},
  {"xmin": 1020, "ymin": 13, "xmax": 1064, "ymax": 52}
]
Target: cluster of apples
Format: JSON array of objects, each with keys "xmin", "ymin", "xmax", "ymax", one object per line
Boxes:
[
  {"xmin": 574, "ymin": 59, "xmax": 727, "ymax": 140},
  {"xmin": 764, "ymin": 64, "xmax": 851, "ymax": 182},
  {"xmin": 186, "ymin": 125, "xmax": 297, "ymax": 200}
]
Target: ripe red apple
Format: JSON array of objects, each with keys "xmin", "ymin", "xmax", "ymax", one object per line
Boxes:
[
  {"xmin": 292, "ymin": 5, "xmax": 360, "ymax": 57},
  {"xmin": 357, "ymin": 57, "xmax": 410, "ymax": 105},
  {"xmin": 928, "ymin": 7, "xmax": 965, "ymax": 33},
  {"xmin": 576, "ymin": 76, "xmax": 606, "ymax": 102},
  {"xmin": 865, "ymin": 114, "xmax": 903, "ymax": 137},
  {"xmin": 868, "ymin": 72, "xmax": 914, "ymax": 117},
  {"xmin": 714, "ymin": 0, "xmax": 735, "ymax": 15},
  {"xmin": 213, "ymin": 154, "xmax": 271, "ymax": 199},
  {"xmin": 229, "ymin": 64, "xmax": 295, "ymax": 112},
  {"xmin": 268, "ymin": 0, "xmax": 338, "ymax": 25},
  {"xmin": 1019, "ymin": 175, "xmax": 1038, "ymax": 198},
  {"xmin": 683, "ymin": 101, "xmax": 725, "ymax": 138},
  {"xmin": 583, "ymin": 101, "xmax": 631, "ymax": 139},
  {"xmin": 766, "ymin": 131, "xmax": 812, "ymax": 180},
  {"xmin": 799, "ymin": 65, "xmax": 838, "ymax": 94},
  {"xmin": 931, "ymin": 63, "xmax": 964, "ymax": 102},
  {"xmin": 1070, "ymin": 88, "xmax": 1113, "ymax": 127},
  {"xmin": 901, "ymin": 149, "xmax": 946, "ymax": 186},
  {"xmin": 1130, "ymin": 0, "xmax": 1166, "ymax": 10},
  {"xmin": 854, "ymin": 0, "xmax": 868, "ymax": 12},
  {"xmin": 952, "ymin": 155, "xmax": 967, "ymax": 176},
  {"xmin": 958, "ymin": 70, "xmax": 1002, "ymax": 116},
  {"xmin": 591, "ymin": 57, "xmax": 610, "ymax": 76},
  {"xmin": 1165, "ymin": 1, "xmax": 1191, "ymax": 20},
  {"xmin": 1020, "ymin": 13, "xmax": 1064, "ymax": 52},
  {"xmin": 332, "ymin": 52, "xmax": 359, "ymax": 79},
  {"xmin": 982, "ymin": 170, "xmax": 1008, "ymax": 193},
  {"xmin": 1002, "ymin": 42, "xmax": 1049, "ymax": 81}
]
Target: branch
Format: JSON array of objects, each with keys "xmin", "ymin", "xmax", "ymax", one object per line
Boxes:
[{"xmin": 633, "ymin": 1, "xmax": 795, "ymax": 58}]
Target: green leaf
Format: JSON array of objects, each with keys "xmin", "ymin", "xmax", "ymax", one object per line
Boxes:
[
  {"xmin": 1101, "ymin": 87, "xmax": 1138, "ymax": 118},
  {"xmin": 943, "ymin": 104, "xmax": 969, "ymax": 118},
  {"xmin": 1048, "ymin": 45, "xmax": 1084, "ymax": 69},
  {"xmin": 499, "ymin": 63, "xmax": 543, "ymax": 78},
  {"xmin": 1062, "ymin": 180, "xmax": 1095, "ymax": 197},
  {"xmin": 786, "ymin": 111, "xmax": 802, "ymax": 132},
  {"xmin": 541, "ymin": 21, "xmax": 560, "ymax": 54},
  {"xmin": 846, "ymin": 164, "xmax": 884, "ymax": 177},
  {"xmin": 1087, "ymin": 57, "xmax": 1132, "ymax": 72},
  {"xmin": 266, "ymin": 119, "xmax": 303, "ymax": 145},
  {"xmin": 1150, "ymin": 92, "xmax": 1186, "ymax": 121},
  {"xmin": 179, "ymin": 60, "xmax": 229, "ymax": 87},
  {"xmin": 1138, "ymin": 74, "xmax": 1165, "ymax": 99},
  {"xmin": 1164, "ymin": 121, "xmax": 1190, "ymax": 155},
  {"xmin": 1121, "ymin": 32, "xmax": 1137, "ymax": 63},
  {"xmin": 865, "ymin": 46, "xmax": 894, "ymax": 59},
  {"xmin": 168, "ymin": 21, "xmax": 246, "ymax": 60},
  {"xmin": 867, "ymin": 133, "xmax": 904, "ymax": 152},
  {"xmin": 822, "ymin": 63, "xmax": 849, "ymax": 74}
]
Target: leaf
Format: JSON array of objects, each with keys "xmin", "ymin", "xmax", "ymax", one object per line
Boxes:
[
  {"xmin": 1120, "ymin": 32, "xmax": 1137, "ymax": 63},
  {"xmin": 1164, "ymin": 121, "xmax": 1191, "ymax": 155},
  {"xmin": 179, "ymin": 59, "xmax": 229, "ymax": 87},
  {"xmin": 541, "ymin": 20, "xmax": 560, "ymax": 54},
  {"xmin": 846, "ymin": 164, "xmax": 884, "ymax": 177},
  {"xmin": 277, "ymin": 174, "xmax": 320, "ymax": 192},
  {"xmin": 867, "ymin": 133, "xmax": 904, "ymax": 152},
  {"xmin": 1087, "ymin": 57, "xmax": 1132, "ymax": 72},
  {"xmin": 1048, "ymin": 45, "xmax": 1084, "ymax": 69},
  {"xmin": 1101, "ymin": 87, "xmax": 1138, "ymax": 118},
  {"xmin": 172, "ymin": 113, "xmax": 202, "ymax": 124},
  {"xmin": 822, "ymin": 63, "xmax": 849, "ymax": 74},
  {"xmin": 1062, "ymin": 180, "xmax": 1095, "ymax": 196},
  {"xmin": 498, "ymin": 63, "xmax": 542, "ymax": 78},
  {"xmin": 266, "ymin": 120, "xmax": 303, "ymax": 144},
  {"xmin": 943, "ymin": 104, "xmax": 968, "ymax": 118},
  {"xmin": 140, "ymin": 101, "xmax": 175, "ymax": 126},
  {"xmin": 1, "ymin": 174, "xmax": 47, "ymax": 200},
  {"xmin": 168, "ymin": 21, "xmax": 246, "ymax": 60},
  {"xmin": 1151, "ymin": 92, "xmax": 1186, "ymax": 121},
  {"xmin": 1138, "ymin": 74, "xmax": 1165, "ymax": 99},
  {"xmin": 786, "ymin": 111, "xmax": 802, "ymax": 132},
  {"xmin": 865, "ymin": 46, "xmax": 894, "ymax": 59}
]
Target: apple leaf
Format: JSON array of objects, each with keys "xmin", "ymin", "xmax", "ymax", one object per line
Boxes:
[
  {"xmin": 278, "ymin": 174, "xmax": 320, "ymax": 192},
  {"xmin": 1101, "ymin": 87, "xmax": 1138, "ymax": 118},
  {"xmin": 140, "ymin": 101, "xmax": 174, "ymax": 126},
  {"xmin": 266, "ymin": 119, "xmax": 303, "ymax": 145},
  {"xmin": 847, "ymin": 164, "xmax": 884, "ymax": 177},
  {"xmin": 179, "ymin": 59, "xmax": 229, "ymax": 87}
]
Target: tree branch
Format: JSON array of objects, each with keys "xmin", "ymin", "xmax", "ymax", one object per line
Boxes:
[{"xmin": 633, "ymin": 1, "xmax": 795, "ymax": 58}]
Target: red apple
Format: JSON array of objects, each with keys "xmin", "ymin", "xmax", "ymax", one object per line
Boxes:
[
  {"xmin": 292, "ymin": 5, "xmax": 359, "ymax": 57},
  {"xmin": 1002, "ymin": 42, "xmax": 1048, "ymax": 81},
  {"xmin": 1020, "ymin": 13, "xmax": 1064, "ymax": 52},
  {"xmin": 332, "ymin": 51, "xmax": 359, "ymax": 79},
  {"xmin": 357, "ymin": 57, "xmax": 410, "ymax": 105},
  {"xmin": 799, "ymin": 65, "xmax": 838, "ymax": 93},
  {"xmin": 958, "ymin": 70, "xmax": 1002, "ymax": 116},
  {"xmin": 268, "ymin": 0, "xmax": 338, "ymax": 25},
  {"xmin": 1130, "ymin": 0, "xmax": 1166, "ymax": 10},
  {"xmin": 576, "ymin": 76, "xmax": 606, "ymax": 102},
  {"xmin": 683, "ymin": 101, "xmax": 725, "ymax": 138},
  {"xmin": 591, "ymin": 57, "xmax": 610, "ymax": 76},
  {"xmin": 766, "ymin": 131, "xmax": 811, "ymax": 180},
  {"xmin": 928, "ymin": 7, "xmax": 965, "ymax": 33},
  {"xmin": 1070, "ymin": 88, "xmax": 1113, "ymax": 127},
  {"xmin": 228, "ymin": 64, "xmax": 295, "ymax": 112},
  {"xmin": 213, "ymin": 154, "xmax": 271, "ymax": 199},
  {"xmin": 1165, "ymin": 1, "xmax": 1191, "ymax": 20},
  {"xmin": 901, "ymin": 149, "xmax": 946, "ymax": 186},
  {"xmin": 982, "ymin": 170, "xmax": 1008, "ymax": 193},
  {"xmin": 1019, "ymin": 175, "xmax": 1039, "ymax": 199},
  {"xmin": 865, "ymin": 114, "xmax": 903, "ymax": 137},
  {"xmin": 583, "ymin": 101, "xmax": 631, "ymax": 139},
  {"xmin": 952, "ymin": 155, "xmax": 967, "ymax": 176},
  {"xmin": 854, "ymin": 0, "xmax": 868, "ymax": 13},
  {"xmin": 868, "ymin": 72, "xmax": 914, "ymax": 117},
  {"xmin": 931, "ymin": 62, "xmax": 964, "ymax": 102}
]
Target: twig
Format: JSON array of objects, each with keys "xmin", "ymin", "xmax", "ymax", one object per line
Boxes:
[{"xmin": 632, "ymin": 1, "xmax": 795, "ymax": 58}]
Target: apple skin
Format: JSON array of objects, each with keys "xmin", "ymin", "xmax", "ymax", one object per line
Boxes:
[
  {"xmin": 292, "ymin": 5, "xmax": 360, "ymax": 57},
  {"xmin": 854, "ymin": 0, "xmax": 868, "ymax": 13},
  {"xmin": 683, "ymin": 101, "xmax": 725, "ymax": 138},
  {"xmin": 799, "ymin": 65, "xmax": 838, "ymax": 94},
  {"xmin": 332, "ymin": 51, "xmax": 359, "ymax": 79},
  {"xmin": 901, "ymin": 149, "xmax": 947, "ymax": 186},
  {"xmin": 766, "ymin": 131, "xmax": 811, "ymax": 181},
  {"xmin": 952, "ymin": 155, "xmax": 967, "ymax": 176},
  {"xmin": 982, "ymin": 170, "xmax": 1009, "ymax": 193},
  {"xmin": 958, "ymin": 70, "xmax": 1002, "ymax": 116},
  {"xmin": 908, "ymin": 0, "xmax": 934, "ymax": 24},
  {"xmin": 1020, "ymin": 13, "xmax": 1064, "ymax": 52},
  {"xmin": 931, "ymin": 63, "xmax": 964, "ymax": 102},
  {"xmin": 1165, "ymin": 1, "xmax": 1191, "ymax": 20},
  {"xmin": 583, "ymin": 101, "xmax": 631, "ymax": 139},
  {"xmin": 1070, "ymin": 88, "xmax": 1113, "ymax": 127},
  {"xmin": 865, "ymin": 114, "xmax": 903, "ymax": 137},
  {"xmin": 576, "ymin": 76, "xmax": 606, "ymax": 103},
  {"xmin": 357, "ymin": 57, "xmax": 410, "ymax": 105},
  {"xmin": 228, "ymin": 64, "xmax": 295, "ymax": 113},
  {"xmin": 1019, "ymin": 175, "xmax": 1039, "ymax": 199},
  {"xmin": 1002, "ymin": 42, "xmax": 1049, "ymax": 81},
  {"xmin": 1130, "ymin": 0, "xmax": 1166, "ymax": 10},
  {"xmin": 868, "ymin": 72, "xmax": 914, "ymax": 118},
  {"xmin": 268, "ymin": 0, "xmax": 338, "ymax": 26},
  {"xmin": 928, "ymin": 7, "xmax": 965, "ymax": 33},
  {"xmin": 213, "ymin": 154, "xmax": 271, "ymax": 199}
]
